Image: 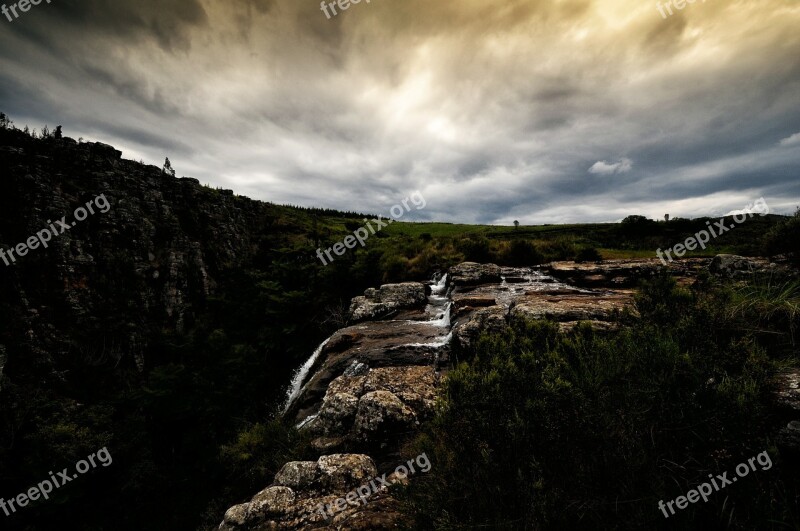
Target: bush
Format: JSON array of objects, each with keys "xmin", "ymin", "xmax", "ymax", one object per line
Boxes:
[
  {"xmin": 456, "ymin": 235, "xmax": 493, "ymax": 263},
  {"xmin": 574, "ymin": 246, "xmax": 602, "ymax": 263},
  {"xmin": 763, "ymin": 208, "xmax": 800, "ymax": 262},
  {"xmin": 500, "ymin": 239, "xmax": 544, "ymax": 266},
  {"xmin": 402, "ymin": 276, "xmax": 790, "ymax": 529}
]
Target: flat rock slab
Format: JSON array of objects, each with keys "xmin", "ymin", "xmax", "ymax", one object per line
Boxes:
[
  {"xmin": 547, "ymin": 258, "xmax": 710, "ymax": 288},
  {"xmin": 511, "ymin": 291, "xmax": 635, "ymax": 322}
]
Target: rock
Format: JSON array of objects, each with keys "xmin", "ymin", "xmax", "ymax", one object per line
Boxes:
[
  {"xmin": 547, "ymin": 259, "xmax": 709, "ymax": 288},
  {"xmin": 708, "ymin": 255, "xmax": 765, "ymax": 277},
  {"xmin": 289, "ymin": 321, "xmax": 443, "ymax": 420},
  {"xmin": 453, "ymin": 295, "xmax": 497, "ymax": 310},
  {"xmin": 274, "ymin": 462, "xmax": 319, "ymax": 490},
  {"xmin": 317, "ymin": 454, "xmax": 378, "ymax": 492},
  {"xmin": 218, "ymin": 454, "xmax": 389, "ymax": 530},
  {"xmin": 222, "ymin": 503, "xmax": 250, "ymax": 527},
  {"xmin": 0, "ymin": 345, "xmax": 6, "ymax": 391},
  {"xmin": 250, "ymin": 486, "xmax": 295, "ymax": 516},
  {"xmin": 448, "ymin": 262, "xmax": 502, "ymax": 287},
  {"xmin": 352, "ymin": 390, "xmax": 417, "ymax": 441},
  {"xmin": 304, "ymin": 366, "xmax": 436, "ymax": 449},
  {"xmin": 310, "ymin": 392, "xmax": 360, "ymax": 437},
  {"xmin": 453, "ymin": 306, "xmax": 508, "ymax": 350},
  {"xmin": 90, "ymin": 141, "xmax": 122, "ymax": 160},
  {"xmin": 348, "ymin": 282, "xmax": 428, "ymax": 322},
  {"xmin": 773, "ymin": 369, "xmax": 800, "ymax": 413},
  {"xmin": 510, "ymin": 291, "xmax": 634, "ymax": 323}
]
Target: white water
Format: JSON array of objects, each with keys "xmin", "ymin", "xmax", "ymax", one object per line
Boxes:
[
  {"xmin": 431, "ymin": 273, "xmax": 448, "ymax": 296},
  {"xmin": 430, "ymin": 301, "xmax": 452, "ymax": 328},
  {"xmin": 283, "ymin": 336, "xmax": 332, "ymax": 412},
  {"xmin": 406, "ymin": 330, "xmax": 453, "ymax": 349},
  {"xmin": 286, "ymin": 273, "xmax": 452, "ymax": 418}
]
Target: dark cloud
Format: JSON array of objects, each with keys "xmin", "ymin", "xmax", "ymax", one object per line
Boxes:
[{"xmin": 0, "ymin": 0, "xmax": 798, "ymax": 223}]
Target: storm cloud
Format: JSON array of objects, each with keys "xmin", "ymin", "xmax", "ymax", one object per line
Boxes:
[{"xmin": 1, "ymin": 0, "xmax": 798, "ymax": 223}]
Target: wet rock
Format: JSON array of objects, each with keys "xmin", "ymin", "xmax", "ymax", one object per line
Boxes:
[
  {"xmin": 290, "ymin": 321, "xmax": 443, "ymax": 420},
  {"xmin": 453, "ymin": 295, "xmax": 497, "ymax": 310},
  {"xmin": 773, "ymin": 369, "xmax": 800, "ymax": 413}
]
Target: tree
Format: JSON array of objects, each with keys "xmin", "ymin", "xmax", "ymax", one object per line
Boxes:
[
  {"xmin": 162, "ymin": 157, "xmax": 176, "ymax": 177},
  {"xmin": 0, "ymin": 112, "xmax": 12, "ymax": 129},
  {"xmin": 513, "ymin": 220, "xmax": 519, "ymax": 229},
  {"xmin": 54, "ymin": 125, "xmax": 63, "ymax": 139}
]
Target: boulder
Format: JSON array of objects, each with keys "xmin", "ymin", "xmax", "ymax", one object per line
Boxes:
[
  {"xmin": 453, "ymin": 306, "xmax": 508, "ymax": 350},
  {"xmin": 708, "ymin": 255, "xmax": 764, "ymax": 277},
  {"xmin": 448, "ymin": 262, "xmax": 502, "ymax": 287},
  {"xmin": 348, "ymin": 282, "xmax": 427, "ymax": 322},
  {"xmin": 352, "ymin": 390, "xmax": 417, "ymax": 441}
]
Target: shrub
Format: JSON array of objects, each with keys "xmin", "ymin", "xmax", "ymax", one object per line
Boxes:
[
  {"xmin": 762, "ymin": 208, "xmax": 800, "ymax": 262},
  {"xmin": 500, "ymin": 239, "xmax": 544, "ymax": 266},
  {"xmin": 574, "ymin": 246, "xmax": 602, "ymax": 263},
  {"xmin": 402, "ymin": 276, "xmax": 788, "ymax": 529}
]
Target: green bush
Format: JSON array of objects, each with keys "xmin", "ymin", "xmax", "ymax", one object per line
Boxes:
[
  {"xmin": 500, "ymin": 239, "xmax": 544, "ymax": 266},
  {"xmin": 763, "ymin": 208, "xmax": 800, "ymax": 262},
  {"xmin": 401, "ymin": 276, "xmax": 793, "ymax": 529},
  {"xmin": 574, "ymin": 246, "xmax": 602, "ymax": 263}
]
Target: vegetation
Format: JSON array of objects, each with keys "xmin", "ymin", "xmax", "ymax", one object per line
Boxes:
[
  {"xmin": 401, "ymin": 274, "xmax": 799, "ymax": 529},
  {"xmin": 0, "ymin": 117, "xmax": 797, "ymax": 530}
]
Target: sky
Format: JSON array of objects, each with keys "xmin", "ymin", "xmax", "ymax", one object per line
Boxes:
[{"xmin": 0, "ymin": 0, "xmax": 799, "ymax": 224}]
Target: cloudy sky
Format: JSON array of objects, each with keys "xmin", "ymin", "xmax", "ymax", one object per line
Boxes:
[{"xmin": 1, "ymin": 0, "xmax": 799, "ymax": 223}]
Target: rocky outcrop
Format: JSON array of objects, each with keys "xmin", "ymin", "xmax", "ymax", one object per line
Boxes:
[
  {"xmin": 546, "ymin": 258, "xmax": 710, "ymax": 288},
  {"xmin": 219, "ymin": 454, "xmax": 404, "ymax": 530},
  {"xmin": 773, "ymin": 369, "xmax": 800, "ymax": 459},
  {"xmin": 288, "ymin": 320, "xmax": 448, "ymax": 422},
  {"xmin": 226, "ymin": 258, "xmax": 799, "ymax": 530},
  {"xmin": 450, "ymin": 264, "xmax": 634, "ymax": 351},
  {"xmin": 348, "ymin": 282, "xmax": 428, "ymax": 322},
  {"xmin": 707, "ymin": 254, "xmax": 780, "ymax": 279},
  {"xmin": 0, "ymin": 127, "xmax": 268, "ymax": 380},
  {"xmin": 306, "ymin": 366, "xmax": 437, "ymax": 452},
  {"xmin": 453, "ymin": 306, "xmax": 508, "ymax": 350},
  {"xmin": 448, "ymin": 262, "xmax": 502, "ymax": 287},
  {"xmin": 510, "ymin": 291, "xmax": 634, "ymax": 323}
]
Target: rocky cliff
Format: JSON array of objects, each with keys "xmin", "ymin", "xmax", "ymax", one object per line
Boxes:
[{"xmin": 0, "ymin": 127, "xmax": 272, "ymax": 381}]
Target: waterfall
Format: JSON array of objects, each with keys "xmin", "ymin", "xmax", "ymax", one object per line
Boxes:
[
  {"xmin": 283, "ymin": 336, "xmax": 332, "ymax": 412},
  {"xmin": 431, "ymin": 301, "xmax": 452, "ymax": 328},
  {"xmin": 431, "ymin": 273, "xmax": 448, "ymax": 296}
]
